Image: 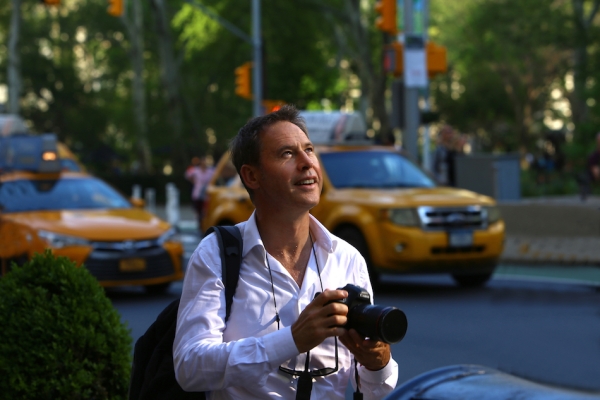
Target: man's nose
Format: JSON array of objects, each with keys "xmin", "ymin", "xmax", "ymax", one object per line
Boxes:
[{"xmin": 298, "ymin": 152, "xmax": 313, "ymax": 168}]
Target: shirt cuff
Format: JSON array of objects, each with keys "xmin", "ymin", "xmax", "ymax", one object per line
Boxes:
[
  {"xmin": 264, "ymin": 326, "xmax": 300, "ymax": 367},
  {"xmin": 358, "ymin": 357, "xmax": 398, "ymax": 384}
]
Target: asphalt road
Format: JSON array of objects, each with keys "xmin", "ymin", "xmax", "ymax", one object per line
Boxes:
[{"xmin": 109, "ymin": 265, "xmax": 600, "ymax": 397}]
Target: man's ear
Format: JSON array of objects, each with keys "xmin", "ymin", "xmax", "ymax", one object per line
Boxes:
[{"xmin": 240, "ymin": 164, "xmax": 260, "ymax": 190}]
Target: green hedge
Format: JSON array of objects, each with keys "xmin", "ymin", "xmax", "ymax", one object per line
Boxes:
[{"xmin": 0, "ymin": 251, "xmax": 132, "ymax": 399}]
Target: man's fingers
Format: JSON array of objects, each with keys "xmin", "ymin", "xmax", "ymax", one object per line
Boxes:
[{"xmin": 313, "ymin": 289, "xmax": 348, "ymax": 305}]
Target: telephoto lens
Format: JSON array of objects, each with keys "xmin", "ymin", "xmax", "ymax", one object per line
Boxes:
[
  {"xmin": 336, "ymin": 284, "xmax": 408, "ymax": 344},
  {"xmin": 347, "ymin": 304, "xmax": 407, "ymax": 344}
]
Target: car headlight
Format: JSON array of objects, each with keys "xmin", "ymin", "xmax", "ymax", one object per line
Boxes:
[
  {"xmin": 384, "ymin": 208, "xmax": 420, "ymax": 227},
  {"xmin": 158, "ymin": 227, "xmax": 178, "ymax": 245},
  {"xmin": 38, "ymin": 230, "xmax": 90, "ymax": 249},
  {"xmin": 484, "ymin": 206, "xmax": 502, "ymax": 224}
]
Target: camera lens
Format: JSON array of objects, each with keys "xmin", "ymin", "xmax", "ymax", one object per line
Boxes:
[
  {"xmin": 377, "ymin": 307, "xmax": 407, "ymax": 344},
  {"xmin": 348, "ymin": 305, "xmax": 408, "ymax": 344}
]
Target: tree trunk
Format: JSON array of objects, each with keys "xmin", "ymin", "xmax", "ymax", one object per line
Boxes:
[
  {"xmin": 122, "ymin": 0, "xmax": 153, "ymax": 173},
  {"xmin": 570, "ymin": 0, "xmax": 600, "ymax": 132},
  {"xmin": 149, "ymin": 0, "xmax": 187, "ymax": 168},
  {"xmin": 7, "ymin": 0, "xmax": 22, "ymax": 115},
  {"xmin": 325, "ymin": 0, "xmax": 391, "ymax": 143}
]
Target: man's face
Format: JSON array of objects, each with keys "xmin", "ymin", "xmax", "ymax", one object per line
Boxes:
[{"xmin": 252, "ymin": 121, "xmax": 322, "ymax": 213}]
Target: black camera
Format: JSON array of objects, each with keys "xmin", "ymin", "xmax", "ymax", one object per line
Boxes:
[{"xmin": 333, "ymin": 284, "xmax": 407, "ymax": 344}]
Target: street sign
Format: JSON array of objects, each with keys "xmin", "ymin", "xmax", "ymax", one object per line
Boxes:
[{"xmin": 403, "ymin": 35, "xmax": 427, "ymax": 88}]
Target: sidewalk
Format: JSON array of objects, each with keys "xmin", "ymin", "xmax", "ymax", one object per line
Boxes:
[{"xmin": 498, "ymin": 195, "xmax": 600, "ymax": 266}]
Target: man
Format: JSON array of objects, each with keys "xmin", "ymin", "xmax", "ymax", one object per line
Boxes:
[{"xmin": 174, "ymin": 105, "xmax": 398, "ymax": 399}]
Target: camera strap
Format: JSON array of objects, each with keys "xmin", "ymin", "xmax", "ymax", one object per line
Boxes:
[
  {"xmin": 295, "ymin": 351, "xmax": 313, "ymax": 400},
  {"xmin": 353, "ymin": 358, "xmax": 363, "ymax": 400}
]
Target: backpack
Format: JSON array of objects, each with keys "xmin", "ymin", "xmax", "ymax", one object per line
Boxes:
[{"xmin": 128, "ymin": 225, "xmax": 243, "ymax": 400}]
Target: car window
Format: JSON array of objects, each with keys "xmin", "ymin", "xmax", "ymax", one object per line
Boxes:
[
  {"xmin": 214, "ymin": 160, "xmax": 239, "ymax": 187},
  {"xmin": 0, "ymin": 177, "xmax": 132, "ymax": 212},
  {"xmin": 320, "ymin": 150, "xmax": 436, "ymax": 189}
]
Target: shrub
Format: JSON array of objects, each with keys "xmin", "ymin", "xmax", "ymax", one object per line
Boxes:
[{"xmin": 0, "ymin": 251, "xmax": 132, "ymax": 399}]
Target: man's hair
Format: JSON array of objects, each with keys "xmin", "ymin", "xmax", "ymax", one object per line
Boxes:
[{"xmin": 229, "ymin": 104, "xmax": 308, "ymax": 193}]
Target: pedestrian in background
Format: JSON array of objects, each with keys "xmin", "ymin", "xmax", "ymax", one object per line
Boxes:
[
  {"xmin": 185, "ymin": 156, "xmax": 214, "ymax": 234},
  {"xmin": 433, "ymin": 125, "xmax": 462, "ymax": 186},
  {"xmin": 578, "ymin": 132, "xmax": 600, "ymax": 200}
]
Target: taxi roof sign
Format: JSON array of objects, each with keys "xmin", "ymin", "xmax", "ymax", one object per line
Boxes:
[{"xmin": 0, "ymin": 133, "xmax": 61, "ymax": 173}]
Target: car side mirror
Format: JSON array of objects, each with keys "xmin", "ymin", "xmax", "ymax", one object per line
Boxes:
[{"xmin": 130, "ymin": 198, "xmax": 145, "ymax": 208}]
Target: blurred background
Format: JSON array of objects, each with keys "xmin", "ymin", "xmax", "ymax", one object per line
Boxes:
[{"xmin": 3, "ymin": 0, "xmax": 599, "ymax": 201}]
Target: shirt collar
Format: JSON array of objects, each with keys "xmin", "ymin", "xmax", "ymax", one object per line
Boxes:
[{"xmin": 240, "ymin": 211, "xmax": 337, "ymax": 260}]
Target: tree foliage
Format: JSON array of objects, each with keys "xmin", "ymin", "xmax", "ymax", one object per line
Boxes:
[{"xmin": 3, "ymin": 0, "xmax": 600, "ymax": 179}]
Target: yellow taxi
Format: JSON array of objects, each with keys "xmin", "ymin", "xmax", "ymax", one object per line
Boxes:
[
  {"xmin": 202, "ymin": 144, "xmax": 505, "ymax": 287},
  {"xmin": 0, "ymin": 134, "xmax": 183, "ymax": 292}
]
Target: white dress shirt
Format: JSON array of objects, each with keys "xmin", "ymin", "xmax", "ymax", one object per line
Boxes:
[{"xmin": 174, "ymin": 212, "xmax": 398, "ymax": 399}]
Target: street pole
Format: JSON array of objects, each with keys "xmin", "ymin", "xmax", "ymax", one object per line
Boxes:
[
  {"xmin": 421, "ymin": 0, "xmax": 431, "ymax": 171},
  {"xmin": 252, "ymin": 0, "xmax": 263, "ymax": 117},
  {"xmin": 403, "ymin": 0, "xmax": 420, "ymax": 161},
  {"xmin": 8, "ymin": 0, "xmax": 22, "ymax": 115}
]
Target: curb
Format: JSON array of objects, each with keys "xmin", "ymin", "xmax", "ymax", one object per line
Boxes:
[{"xmin": 501, "ymin": 236, "xmax": 600, "ymax": 266}]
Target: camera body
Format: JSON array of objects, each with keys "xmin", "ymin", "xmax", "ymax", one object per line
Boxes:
[
  {"xmin": 335, "ymin": 283, "xmax": 373, "ymax": 313},
  {"xmin": 333, "ymin": 283, "xmax": 407, "ymax": 344}
]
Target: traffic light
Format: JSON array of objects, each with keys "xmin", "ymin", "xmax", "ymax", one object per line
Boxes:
[
  {"xmin": 262, "ymin": 100, "xmax": 285, "ymax": 114},
  {"xmin": 41, "ymin": 0, "xmax": 60, "ymax": 5},
  {"xmin": 108, "ymin": 0, "xmax": 123, "ymax": 17},
  {"xmin": 384, "ymin": 42, "xmax": 404, "ymax": 77},
  {"xmin": 384, "ymin": 41, "xmax": 448, "ymax": 78},
  {"xmin": 375, "ymin": 0, "xmax": 397, "ymax": 35},
  {"xmin": 234, "ymin": 62, "xmax": 253, "ymax": 100},
  {"xmin": 425, "ymin": 41, "xmax": 448, "ymax": 78}
]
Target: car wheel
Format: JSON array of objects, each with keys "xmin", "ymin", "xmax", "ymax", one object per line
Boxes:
[
  {"xmin": 452, "ymin": 272, "xmax": 493, "ymax": 287},
  {"xmin": 334, "ymin": 226, "xmax": 380, "ymax": 288},
  {"xmin": 144, "ymin": 282, "xmax": 171, "ymax": 295}
]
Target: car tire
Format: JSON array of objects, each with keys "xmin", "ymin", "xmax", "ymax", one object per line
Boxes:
[
  {"xmin": 334, "ymin": 226, "xmax": 380, "ymax": 288},
  {"xmin": 452, "ymin": 272, "xmax": 493, "ymax": 287},
  {"xmin": 144, "ymin": 282, "xmax": 171, "ymax": 295}
]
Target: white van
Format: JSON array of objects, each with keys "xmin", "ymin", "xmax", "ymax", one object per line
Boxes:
[{"xmin": 299, "ymin": 111, "xmax": 368, "ymax": 144}]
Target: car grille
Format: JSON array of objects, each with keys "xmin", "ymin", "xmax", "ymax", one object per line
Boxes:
[
  {"xmin": 83, "ymin": 244, "xmax": 175, "ymax": 282},
  {"xmin": 431, "ymin": 245, "xmax": 485, "ymax": 254},
  {"xmin": 418, "ymin": 206, "xmax": 487, "ymax": 230}
]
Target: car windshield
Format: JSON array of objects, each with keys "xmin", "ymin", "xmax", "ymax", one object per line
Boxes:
[
  {"xmin": 0, "ymin": 177, "xmax": 132, "ymax": 212},
  {"xmin": 320, "ymin": 150, "xmax": 436, "ymax": 189}
]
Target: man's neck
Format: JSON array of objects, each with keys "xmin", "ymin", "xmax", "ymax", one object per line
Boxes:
[{"xmin": 255, "ymin": 211, "xmax": 313, "ymax": 285}]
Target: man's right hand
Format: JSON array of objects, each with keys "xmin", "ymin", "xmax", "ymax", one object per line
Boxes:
[{"xmin": 291, "ymin": 289, "xmax": 349, "ymax": 354}]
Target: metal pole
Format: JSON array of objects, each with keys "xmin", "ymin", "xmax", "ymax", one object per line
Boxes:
[
  {"xmin": 252, "ymin": 0, "xmax": 263, "ymax": 117},
  {"xmin": 7, "ymin": 0, "xmax": 22, "ymax": 115},
  {"xmin": 403, "ymin": 0, "xmax": 419, "ymax": 161},
  {"xmin": 421, "ymin": 0, "xmax": 431, "ymax": 170}
]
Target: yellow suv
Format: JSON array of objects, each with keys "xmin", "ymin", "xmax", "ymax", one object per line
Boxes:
[{"xmin": 202, "ymin": 144, "xmax": 504, "ymax": 287}]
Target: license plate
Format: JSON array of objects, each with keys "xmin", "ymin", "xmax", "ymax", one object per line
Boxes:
[
  {"xmin": 448, "ymin": 231, "xmax": 473, "ymax": 247},
  {"xmin": 119, "ymin": 258, "xmax": 146, "ymax": 272}
]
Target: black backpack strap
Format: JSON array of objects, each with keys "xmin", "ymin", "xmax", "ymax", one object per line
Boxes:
[
  {"xmin": 130, "ymin": 225, "xmax": 243, "ymax": 400},
  {"xmin": 205, "ymin": 225, "xmax": 242, "ymax": 322}
]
